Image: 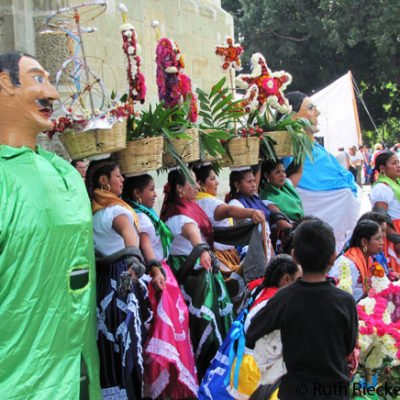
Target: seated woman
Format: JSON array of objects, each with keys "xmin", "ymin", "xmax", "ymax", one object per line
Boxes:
[
  {"xmin": 194, "ymin": 164, "xmax": 265, "ymax": 302},
  {"xmin": 160, "ymin": 169, "xmax": 234, "ymax": 381},
  {"xmin": 227, "ymin": 167, "xmax": 292, "ymax": 256},
  {"xmin": 330, "ymin": 220, "xmax": 384, "ymax": 301},
  {"xmin": 370, "ymin": 151, "xmax": 400, "ymax": 273},
  {"xmin": 259, "ymin": 159, "xmax": 304, "ymax": 221},
  {"xmin": 86, "ymin": 159, "xmax": 163, "ymax": 399},
  {"xmin": 122, "ymin": 174, "xmax": 198, "ymax": 399}
]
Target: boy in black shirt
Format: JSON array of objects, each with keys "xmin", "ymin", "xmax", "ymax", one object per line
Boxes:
[{"xmin": 247, "ymin": 220, "xmax": 358, "ymax": 400}]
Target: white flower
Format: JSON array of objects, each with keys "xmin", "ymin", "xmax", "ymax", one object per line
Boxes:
[
  {"xmin": 371, "ymin": 275, "xmax": 391, "ymax": 293},
  {"xmin": 123, "ymin": 30, "xmax": 133, "ymax": 37},
  {"xmin": 127, "ymin": 46, "xmax": 135, "ymax": 55},
  {"xmin": 165, "ymin": 66, "xmax": 178, "ymax": 73},
  {"xmin": 360, "ymin": 297, "xmax": 376, "ymax": 315},
  {"xmin": 382, "ymin": 308, "xmax": 392, "ymax": 324},
  {"xmin": 381, "ymin": 334, "xmax": 397, "ymax": 359},
  {"xmin": 387, "ymin": 301, "xmax": 395, "ymax": 314}
]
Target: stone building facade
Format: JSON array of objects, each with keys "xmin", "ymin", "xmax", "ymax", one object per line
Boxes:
[{"xmin": 0, "ymin": 0, "xmax": 234, "ymax": 154}]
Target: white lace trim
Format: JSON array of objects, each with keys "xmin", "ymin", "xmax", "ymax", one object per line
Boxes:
[
  {"xmin": 156, "ymin": 295, "xmax": 187, "ymax": 341},
  {"xmin": 146, "ymin": 368, "xmax": 170, "ymax": 399},
  {"xmin": 196, "ymin": 323, "xmax": 213, "ymax": 358},
  {"xmin": 145, "ymin": 337, "xmax": 198, "ymax": 397},
  {"xmin": 102, "ymin": 386, "xmax": 128, "ymax": 400},
  {"xmin": 181, "ymin": 286, "xmax": 224, "ymax": 346}
]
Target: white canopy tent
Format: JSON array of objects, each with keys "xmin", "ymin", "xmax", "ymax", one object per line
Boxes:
[{"xmin": 311, "ymin": 71, "xmax": 362, "ymax": 154}]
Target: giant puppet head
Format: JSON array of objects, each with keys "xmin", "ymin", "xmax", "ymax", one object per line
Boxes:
[
  {"xmin": 0, "ymin": 52, "xmax": 59, "ymax": 148},
  {"xmin": 286, "ymin": 91, "xmax": 321, "ymax": 138}
]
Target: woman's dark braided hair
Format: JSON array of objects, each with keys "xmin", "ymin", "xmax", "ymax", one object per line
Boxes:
[
  {"xmin": 227, "ymin": 169, "xmax": 252, "ymax": 200},
  {"xmin": 263, "ymin": 254, "xmax": 299, "ymax": 288},
  {"xmin": 85, "ymin": 158, "xmax": 118, "ymax": 199},
  {"xmin": 349, "ymin": 220, "xmax": 381, "ymax": 248},
  {"xmin": 122, "ymin": 174, "xmax": 153, "ymax": 200},
  {"xmin": 193, "ymin": 164, "xmax": 214, "ymax": 186},
  {"xmin": 373, "ymin": 151, "xmax": 396, "ymax": 182},
  {"xmin": 160, "ymin": 169, "xmax": 187, "ymax": 220}
]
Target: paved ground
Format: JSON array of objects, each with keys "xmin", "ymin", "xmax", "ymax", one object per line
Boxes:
[{"xmin": 360, "ymin": 184, "xmax": 372, "ymax": 215}]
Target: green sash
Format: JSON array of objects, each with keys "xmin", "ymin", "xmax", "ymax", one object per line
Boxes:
[
  {"xmin": 125, "ymin": 199, "xmax": 173, "ymax": 259},
  {"xmin": 260, "ymin": 180, "xmax": 304, "ymax": 221},
  {"xmin": 375, "ymin": 175, "xmax": 400, "ymax": 202}
]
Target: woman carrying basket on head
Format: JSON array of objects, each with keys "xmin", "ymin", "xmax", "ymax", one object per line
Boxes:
[
  {"xmin": 160, "ymin": 168, "xmax": 234, "ymax": 381},
  {"xmin": 122, "ymin": 173, "xmax": 198, "ymax": 399}
]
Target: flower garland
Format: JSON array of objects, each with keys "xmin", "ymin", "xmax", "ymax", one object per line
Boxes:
[
  {"xmin": 119, "ymin": 5, "xmax": 146, "ymax": 105},
  {"xmin": 335, "ymin": 258, "xmax": 353, "ymax": 294},
  {"xmin": 155, "ymin": 37, "xmax": 197, "ymax": 122},
  {"xmin": 236, "ymin": 53, "xmax": 292, "ymax": 114},
  {"xmin": 357, "ymin": 266, "xmax": 400, "ymax": 373}
]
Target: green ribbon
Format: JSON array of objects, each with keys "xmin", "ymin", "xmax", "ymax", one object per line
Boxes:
[
  {"xmin": 125, "ymin": 199, "xmax": 174, "ymax": 259},
  {"xmin": 375, "ymin": 174, "xmax": 400, "ymax": 202}
]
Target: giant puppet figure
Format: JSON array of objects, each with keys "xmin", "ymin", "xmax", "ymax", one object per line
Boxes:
[
  {"xmin": 0, "ymin": 52, "xmax": 100, "ymax": 398},
  {"xmin": 286, "ymin": 92, "xmax": 361, "ymax": 252}
]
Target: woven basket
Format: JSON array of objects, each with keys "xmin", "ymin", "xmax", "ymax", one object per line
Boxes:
[
  {"xmin": 115, "ymin": 136, "xmax": 164, "ymax": 176},
  {"xmin": 163, "ymin": 128, "xmax": 200, "ymax": 167},
  {"xmin": 221, "ymin": 136, "xmax": 260, "ymax": 167},
  {"xmin": 59, "ymin": 120, "xmax": 127, "ymax": 160},
  {"xmin": 264, "ymin": 131, "xmax": 293, "ymax": 157}
]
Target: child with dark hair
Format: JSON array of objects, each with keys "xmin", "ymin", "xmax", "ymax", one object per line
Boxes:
[
  {"xmin": 247, "ymin": 220, "xmax": 358, "ymax": 400},
  {"xmin": 245, "ymin": 254, "xmax": 302, "ymax": 331}
]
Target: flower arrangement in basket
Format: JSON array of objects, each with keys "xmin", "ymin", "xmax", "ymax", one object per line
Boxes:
[
  {"xmin": 155, "ymin": 36, "xmax": 200, "ymax": 176},
  {"xmin": 47, "ymin": 104, "xmax": 128, "ymax": 160},
  {"xmin": 236, "ymin": 52, "xmax": 313, "ymax": 165},
  {"xmin": 209, "ymin": 37, "xmax": 261, "ymax": 167},
  {"xmin": 352, "ymin": 264, "xmax": 400, "ymax": 392}
]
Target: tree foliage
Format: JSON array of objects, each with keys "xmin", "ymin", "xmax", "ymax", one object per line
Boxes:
[{"xmin": 222, "ymin": 0, "xmax": 400, "ymax": 145}]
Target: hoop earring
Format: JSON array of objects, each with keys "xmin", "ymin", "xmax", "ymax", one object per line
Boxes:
[{"xmin": 101, "ymin": 184, "xmax": 111, "ymax": 192}]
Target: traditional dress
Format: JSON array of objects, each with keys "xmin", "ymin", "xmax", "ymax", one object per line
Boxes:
[
  {"xmin": 163, "ymin": 199, "xmax": 234, "ymax": 380},
  {"xmin": 92, "ymin": 190, "xmax": 152, "ymax": 399},
  {"xmin": 330, "ymin": 247, "xmax": 373, "ymax": 301},
  {"xmin": 0, "ymin": 145, "xmax": 100, "ymax": 399},
  {"xmin": 259, "ymin": 179, "xmax": 304, "ymax": 221},
  {"xmin": 196, "ymin": 192, "xmax": 243, "ymax": 302},
  {"xmin": 370, "ymin": 176, "xmax": 400, "ymax": 272},
  {"xmin": 285, "ymin": 142, "xmax": 361, "ymax": 252},
  {"xmin": 130, "ymin": 201, "xmax": 198, "ymax": 399}
]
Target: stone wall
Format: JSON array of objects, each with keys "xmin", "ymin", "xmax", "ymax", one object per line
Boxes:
[{"xmin": 1, "ymin": 0, "xmax": 234, "ymax": 155}]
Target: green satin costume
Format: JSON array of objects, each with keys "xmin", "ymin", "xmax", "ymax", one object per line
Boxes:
[{"xmin": 0, "ymin": 145, "xmax": 100, "ymax": 399}]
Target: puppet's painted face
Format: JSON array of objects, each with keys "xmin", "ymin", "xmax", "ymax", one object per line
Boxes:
[
  {"xmin": 296, "ymin": 97, "xmax": 320, "ymax": 134},
  {"xmin": 13, "ymin": 56, "xmax": 59, "ymax": 131}
]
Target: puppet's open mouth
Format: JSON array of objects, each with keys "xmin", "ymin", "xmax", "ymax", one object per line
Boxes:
[{"xmin": 36, "ymin": 99, "xmax": 54, "ymax": 118}]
